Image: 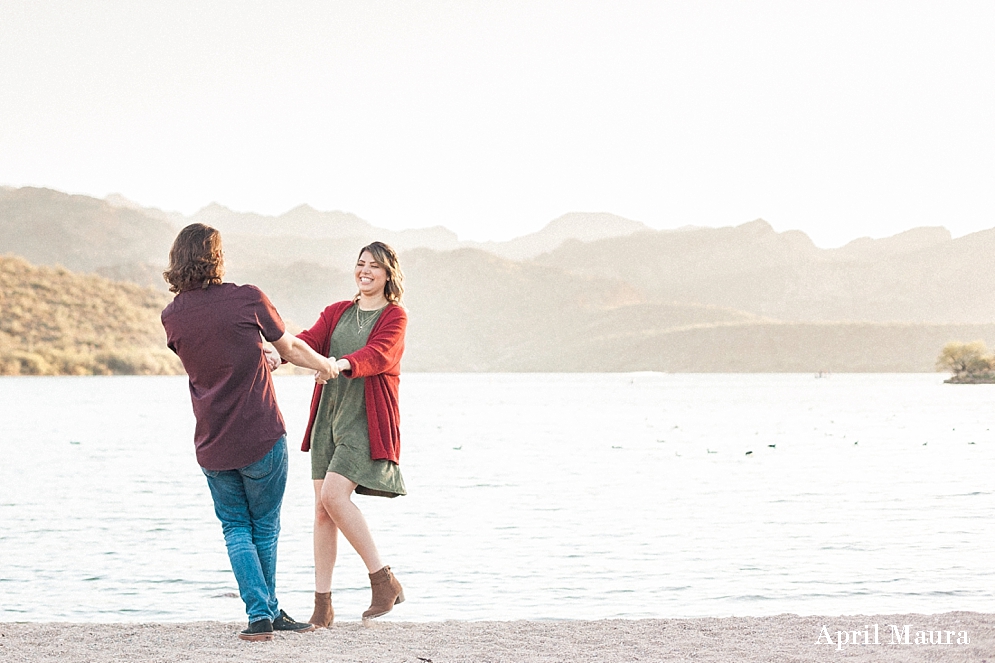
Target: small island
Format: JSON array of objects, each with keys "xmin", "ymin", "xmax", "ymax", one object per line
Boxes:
[{"xmin": 937, "ymin": 340, "xmax": 995, "ymax": 384}]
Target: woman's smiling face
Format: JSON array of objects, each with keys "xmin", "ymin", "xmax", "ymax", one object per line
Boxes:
[{"xmin": 355, "ymin": 250, "xmax": 388, "ymax": 298}]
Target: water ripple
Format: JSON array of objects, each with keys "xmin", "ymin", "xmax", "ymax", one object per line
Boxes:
[{"xmin": 0, "ymin": 373, "xmax": 992, "ymax": 622}]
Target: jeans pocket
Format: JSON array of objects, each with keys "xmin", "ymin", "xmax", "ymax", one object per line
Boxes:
[
  {"xmin": 201, "ymin": 467, "xmax": 220, "ymax": 478},
  {"xmin": 241, "ymin": 448, "xmax": 274, "ymax": 480}
]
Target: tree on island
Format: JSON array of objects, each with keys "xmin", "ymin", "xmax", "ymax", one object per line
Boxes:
[{"xmin": 936, "ymin": 340, "xmax": 995, "ymax": 383}]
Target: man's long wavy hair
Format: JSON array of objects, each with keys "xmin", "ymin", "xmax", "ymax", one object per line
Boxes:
[
  {"xmin": 357, "ymin": 241, "xmax": 404, "ymax": 305},
  {"xmin": 163, "ymin": 223, "xmax": 225, "ymax": 294}
]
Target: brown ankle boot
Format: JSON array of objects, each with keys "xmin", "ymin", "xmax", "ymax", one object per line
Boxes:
[
  {"xmin": 362, "ymin": 566, "xmax": 404, "ymax": 620},
  {"xmin": 309, "ymin": 591, "xmax": 333, "ymax": 627}
]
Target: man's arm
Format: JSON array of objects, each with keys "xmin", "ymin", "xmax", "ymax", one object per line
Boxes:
[{"xmin": 271, "ymin": 332, "xmax": 339, "ymax": 380}]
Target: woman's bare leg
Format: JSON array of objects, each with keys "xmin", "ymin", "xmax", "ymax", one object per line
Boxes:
[
  {"xmin": 320, "ymin": 472, "xmax": 384, "ymax": 573},
  {"xmin": 312, "ymin": 479, "xmax": 339, "ymax": 592}
]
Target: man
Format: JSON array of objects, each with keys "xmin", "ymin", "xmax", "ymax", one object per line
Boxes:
[{"xmin": 161, "ymin": 223, "xmax": 338, "ymax": 641}]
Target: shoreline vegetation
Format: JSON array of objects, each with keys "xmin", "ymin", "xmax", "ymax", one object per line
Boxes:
[
  {"xmin": 1, "ymin": 613, "xmax": 992, "ymax": 662},
  {"xmin": 937, "ymin": 341, "xmax": 995, "ymax": 384}
]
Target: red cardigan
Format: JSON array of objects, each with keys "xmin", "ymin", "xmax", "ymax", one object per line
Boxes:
[{"xmin": 297, "ymin": 301, "xmax": 407, "ymax": 463}]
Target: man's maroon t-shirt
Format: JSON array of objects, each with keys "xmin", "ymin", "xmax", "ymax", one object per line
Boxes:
[{"xmin": 161, "ymin": 283, "xmax": 287, "ymax": 471}]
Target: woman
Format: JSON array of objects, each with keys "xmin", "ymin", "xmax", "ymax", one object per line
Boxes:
[{"xmin": 297, "ymin": 241, "xmax": 408, "ymax": 627}]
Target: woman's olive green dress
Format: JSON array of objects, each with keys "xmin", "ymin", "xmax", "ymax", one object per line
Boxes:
[{"xmin": 309, "ymin": 304, "xmax": 406, "ymax": 497}]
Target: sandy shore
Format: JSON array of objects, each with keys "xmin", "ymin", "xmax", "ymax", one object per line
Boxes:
[{"xmin": 1, "ymin": 612, "xmax": 991, "ymax": 662}]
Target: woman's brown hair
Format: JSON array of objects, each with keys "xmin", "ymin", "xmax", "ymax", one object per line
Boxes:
[
  {"xmin": 357, "ymin": 241, "xmax": 404, "ymax": 305},
  {"xmin": 163, "ymin": 223, "xmax": 225, "ymax": 294}
]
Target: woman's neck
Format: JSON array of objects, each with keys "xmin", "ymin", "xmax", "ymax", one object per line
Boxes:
[{"xmin": 357, "ymin": 293, "xmax": 388, "ymax": 310}]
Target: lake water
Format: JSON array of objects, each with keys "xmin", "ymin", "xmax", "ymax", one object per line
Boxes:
[{"xmin": 0, "ymin": 373, "xmax": 992, "ymax": 623}]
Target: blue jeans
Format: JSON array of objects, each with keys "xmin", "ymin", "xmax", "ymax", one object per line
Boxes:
[{"xmin": 202, "ymin": 435, "xmax": 288, "ymax": 623}]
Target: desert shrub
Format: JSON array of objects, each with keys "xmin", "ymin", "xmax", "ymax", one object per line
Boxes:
[
  {"xmin": 936, "ymin": 340, "xmax": 995, "ymax": 377},
  {"xmin": 2, "ymin": 351, "xmax": 55, "ymax": 375},
  {"xmin": 95, "ymin": 349, "xmax": 182, "ymax": 375}
]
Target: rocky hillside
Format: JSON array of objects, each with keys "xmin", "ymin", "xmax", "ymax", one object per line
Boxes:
[
  {"xmin": 0, "ymin": 256, "xmax": 180, "ymax": 375},
  {"xmin": 534, "ymin": 219, "xmax": 995, "ymax": 323}
]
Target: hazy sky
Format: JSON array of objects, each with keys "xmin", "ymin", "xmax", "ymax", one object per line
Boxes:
[{"xmin": 1, "ymin": 1, "xmax": 993, "ymax": 246}]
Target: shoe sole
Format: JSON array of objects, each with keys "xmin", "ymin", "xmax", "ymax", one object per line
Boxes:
[
  {"xmin": 276, "ymin": 624, "xmax": 316, "ymax": 634},
  {"xmin": 238, "ymin": 632, "xmax": 274, "ymax": 642},
  {"xmin": 362, "ymin": 591, "xmax": 405, "ymax": 621}
]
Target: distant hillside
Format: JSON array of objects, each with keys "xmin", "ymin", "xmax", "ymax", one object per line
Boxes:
[
  {"xmin": 0, "ymin": 256, "xmax": 180, "ymax": 375},
  {"xmin": 0, "ymin": 187, "xmax": 175, "ymax": 288},
  {"xmin": 398, "ymin": 248, "xmax": 644, "ymax": 370},
  {"xmin": 831, "ymin": 226, "xmax": 952, "ymax": 260},
  {"xmin": 534, "ymin": 219, "xmax": 995, "ymax": 324},
  {"xmin": 515, "ymin": 315, "xmax": 995, "ymax": 373},
  {"xmin": 465, "ymin": 212, "xmax": 653, "ymax": 260}
]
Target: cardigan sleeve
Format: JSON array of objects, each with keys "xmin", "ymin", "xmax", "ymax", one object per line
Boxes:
[{"xmin": 341, "ymin": 306, "xmax": 406, "ymax": 378}]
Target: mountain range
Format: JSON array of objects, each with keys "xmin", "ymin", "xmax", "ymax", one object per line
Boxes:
[{"xmin": 2, "ymin": 185, "xmax": 993, "ymax": 373}]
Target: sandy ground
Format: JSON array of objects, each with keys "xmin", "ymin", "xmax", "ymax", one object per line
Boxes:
[{"xmin": 1, "ymin": 613, "xmax": 991, "ymax": 662}]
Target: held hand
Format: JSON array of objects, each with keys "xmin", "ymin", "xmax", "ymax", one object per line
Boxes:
[
  {"xmin": 315, "ymin": 356, "xmax": 340, "ymax": 384},
  {"xmin": 263, "ymin": 345, "xmax": 281, "ymax": 372}
]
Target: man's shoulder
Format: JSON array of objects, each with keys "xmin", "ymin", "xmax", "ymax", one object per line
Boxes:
[
  {"xmin": 160, "ymin": 290, "xmax": 189, "ymax": 322},
  {"xmin": 213, "ymin": 283, "xmax": 277, "ymax": 309},
  {"xmin": 161, "ymin": 296, "xmax": 177, "ymax": 317},
  {"xmin": 227, "ymin": 282, "xmax": 265, "ymax": 300}
]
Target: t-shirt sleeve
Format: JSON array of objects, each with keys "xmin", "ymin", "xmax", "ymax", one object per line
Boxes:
[
  {"xmin": 161, "ymin": 310, "xmax": 178, "ymax": 354},
  {"xmin": 252, "ymin": 287, "xmax": 286, "ymax": 342}
]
